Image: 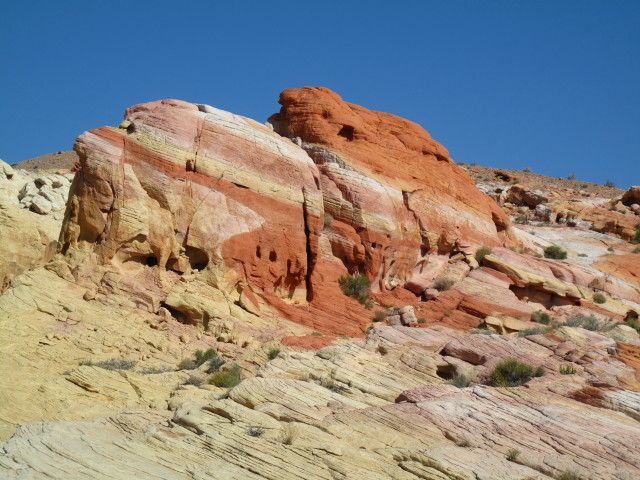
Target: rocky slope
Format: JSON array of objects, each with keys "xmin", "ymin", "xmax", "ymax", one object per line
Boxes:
[{"xmin": 1, "ymin": 88, "xmax": 639, "ymax": 479}]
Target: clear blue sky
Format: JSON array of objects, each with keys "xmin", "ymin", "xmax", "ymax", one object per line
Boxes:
[{"xmin": 1, "ymin": 1, "xmax": 638, "ymax": 187}]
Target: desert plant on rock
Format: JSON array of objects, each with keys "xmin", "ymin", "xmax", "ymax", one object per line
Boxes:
[
  {"xmin": 474, "ymin": 246, "xmax": 492, "ymax": 266},
  {"xmin": 247, "ymin": 427, "xmax": 264, "ymax": 437},
  {"xmin": 559, "ymin": 364, "xmax": 577, "ymax": 375},
  {"xmin": 338, "ymin": 273, "xmax": 371, "ymax": 306},
  {"xmin": 567, "ymin": 174, "xmax": 577, "ymax": 181},
  {"xmin": 267, "ymin": 347, "xmax": 281, "ymax": 360},
  {"xmin": 323, "ymin": 212, "xmax": 333, "ymax": 228},
  {"xmin": 489, "ymin": 359, "xmax": 544, "ymax": 387},
  {"xmin": 183, "ymin": 374, "xmax": 204, "ymax": 386},
  {"xmin": 531, "ymin": 311, "xmax": 550, "ymax": 325},
  {"xmin": 604, "ymin": 180, "xmax": 616, "ymax": 188},
  {"xmin": 280, "ymin": 423, "xmax": 299, "ymax": 445},
  {"xmin": 592, "ymin": 292, "xmax": 606, "ymax": 304},
  {"xmin": 434, "ymin": 277, "xmax": 454, "ymax": 291},
  {"xmin": 543, "ymin": 245, "xmax": 567, "ymax": 259},
  {"xmin": 93, "ymin": 359, "xmax": 137, "ymax": 370},
  {"xmin": 448, "ymin": 373, "xmax": 472, "ymax": 388},
  {"xmin": 208, "ymin": 363, "xmax": 242, "ymax": 388},
  {"xmin": 517, "ymin": 328, "xmax": 546, "ymax": 337},
  {"xmin": 506, "ymin": 448, "xmax": 521, "ymax": 462},
  {"xmin": 566, "ymin": 314, "xmax": 615, "ymax": 332},
  {"xmin": 627, "ymin": 317, "xmax": 640, "ymax": 334},
  {"xmin": 179, "ymin": 348, "xmax": 223, "ymax": 372}
]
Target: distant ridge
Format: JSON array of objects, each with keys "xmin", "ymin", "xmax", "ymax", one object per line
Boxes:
[{"xmin": 12, "ymin": 150, "xmax": 78, "ymax": 174}]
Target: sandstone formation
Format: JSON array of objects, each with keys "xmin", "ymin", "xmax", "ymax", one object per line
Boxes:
[{"xmin": 1, "ymin": 90, "xmax": 640, "ymax": 480}]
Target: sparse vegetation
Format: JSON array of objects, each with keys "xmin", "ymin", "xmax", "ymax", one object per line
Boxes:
[
  {"xmin": 323, "ymin": 212, "xmax": 333, "ymax": 228},
  {"xmin": 475, "ymin": 246, "xmax": 492, "ymax": 266},
  {"xmin": 556, "ymin": 471, "xmax": 580, "ymax": 480},
  {"xmin": 91, "ymin": 359, "xmax": 137, "ymax": 370},
  {"xmin": 280, "ymin": 423, "xmax": 300, "ymax": 445},
  {"xmin": 567, "ymin": 174, "xmax": 577, "ymax": 181},
  {"xmin": 565, "ymin": 314, "xmax": 615, "ymax": 332},
  {"xmin": 522, "ymin": 167, "xmax": 531, "ymax": 173},
  {"xmin": 489, "ymin": 359, "xmax": 545, "ymax": 387},
  {"xmin": 179, "ymin": 348, "xmax": 224, "ymax": 372},
  {"xmin": 543, "ymin": 245, "xmax": 567, "ymax": 260},
  {"xmin": 578, "ymin": 253, "xmax": 588, "ymax": 257},
  {"xmin": 635, "ymin": 229, "xmax": 640, "ymax": 244},
  {"xmin": 448, "ymin": 373, "xmax": 472, "ymax": 388},
  {"xmin": 506, "ymin": 448, "xmax": 521, "ymax": 462},
  {"xmin": 319, "ymin": 377, "xmax": 345, "ymax": 393},
  {"xmin": 633, "ymin": 246, "xmax": 640, "ymax": 253},
  {"xmin": 183, "ymin": 374, "xmax": 204, "ymax": 386},
  {"xmin": 531, "ymin": 311, "xmax": 550, "ymax": 325},
  {"xmin": 373, "ymin": 306, "xmax": 397, "ymax": 322},
  {"xmin": 559, "ymin": 364, "xmax": 577, "ymax": 375},
  {"xmin": 267, "ymin": 347, "xmax": 281, "ymax": 360},
  {"xmin": 592, "ymin": 292, "xmax": 606, "ymax": 304},
  {"xmin": 514, "ymin": 214, "xmax": 529, "ymax": 224},
  {"xmin": 625, "ymin": 317, "xmax": 639, "ymax": 334},
  {"xmin": 208, "ymin": 363, "xmax": 242, "ymax": 388},
  {"xmin": 140, "ymin": 366, "xmax": 174, "ymax": 375},
  {"xmin": 434, "ymin": 277, "xmax": 454, "ymax": 291},
  {"xmin": 417, "ymin": 317, "xmax": 426, "ymax": 324},
  {"xmin": 339, "ymin": 273, "xmax": 371, "ymax": 306},
  {"xmin": 247, "ymin": 426, "xmax": 264, "ymax": 437},
  {"xmin": 310, "ymin": 331, "xmax": 323, "ymax": 336},
  {"xmin": 517, "ymin": 328, "xmax": 546, "ymax": 337},
  {"xmin": 604, "ymin": 180, "xmax": 616, "ymax": 188}
]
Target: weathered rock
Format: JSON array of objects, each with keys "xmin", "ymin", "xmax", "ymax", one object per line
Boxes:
[{"xmin": 621, "ymin": 186, "xmax": 640, "ymax": 207}]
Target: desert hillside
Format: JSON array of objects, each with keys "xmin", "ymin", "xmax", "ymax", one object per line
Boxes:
[{"xmin": 1, "ymin": 88, "xmax": 639, "ymax": 480}]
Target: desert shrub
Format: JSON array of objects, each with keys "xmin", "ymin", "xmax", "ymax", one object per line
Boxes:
[
  {"xmin": 319, "ymin": 377, "xmax": 345, "ymax": 393},
  {"xmin": 565, "ymin": 314, "xmax": 615, "ymax": 332},
  {"xmin": 635, "ymin": 229, "xmax": 640, "ymax": 243},
  {"xmin": 448, "ymin": 374, "xmax": 472, "ymax": 388},
  {"xmin": 522, "ymin": 167, "xmax": 531, "ymax": 173},
  {"xmin": 417, "ymin": 317, "xmax": 426, "ymax": 324},
  {"xmin": 183, "ymin": 374, "xmax": 204, "ymax": 386},
  {"xmin": 559, "ymin": 364, "xmax": 576, "ymax": 375},
  {"xmin": 592, "ymin": 292, "xmax": 606, "ymax": 304},
  {"xmin": 556, "ymin": 471, "xmax": 580, "ymax": 480},
  {"xmin": 140, "ymin": 366, "xmax": 174, "ymax": 375},
  {"xmin": 633, "ymin": 246, "xmax": 640, "ymax": 253},
  {"xmin": 543, "ymin": 245, "xmax": 567, "ymax": 260},
  {"xmin": 514, "ymin": 214, "xmax": 529, "ymax": 224},
  {"xmin": 179, "ymin": 348, "xmax": 222, "ymax": 371},
  {"xmin": 531, "ymin": 311, "xmax": 550, "ymax": 325},
  {"xmin": 339, "ymin": 274, "xmax": 371, "ymax": 305},
  {"xmin": 310, "ymin": 331, "xmax": 323, "ymax": 336},
  {"xmin": 604, "ymin": 180, "xmax": 616, "ymax": 188},
  {"xmin": 247, "ymin": 427, "xmax": 264, "ymax": 437},
  {"xmin": 475, "ymin": 246, "xmax": 492, "ymax": 265},
  {"xmin": 267, "ymin": 347, "xmax": 281, "ymax": 360},
  {"xmin": 567, "ymin": 174, "xmax": 577, "ymax": 181},
  {"xmin": 373, "ymin": 306, "xmax": 397, "ymax": 322},
  {"xmin": 517, "ymin": 328, "xmax": 546, "ymax": 337},
  {"xmin": 434, "ymin": 278, "xmax": 454, "ymax": 291},
  {"xmin": 470, "ymin": 327, "xmax": 493, "ymax": 335},
  {"xmin": 323, "ymin": 212, "xmax": 333, "ymax": 228},
  {"xmin": 506, "ymin": 448, "xmax": 521, "ymax": 462},
  {"xmin": 79, "ymin": 359, "xmax": 94, "ymax": 366},
  {"xmin": 580, "ymin": 184, "xmax": 588, "ymax": 188},
  {"xmin": 208, "ymin": 363, "xmax": 242, "ymax": 388},
  {"xmin": 489, "ymin": 359, "xmax": 545, "ymax": 387},
  {"xmin": 625, "ymin": 317, "xmax": 640, "ymax": 334},
  {"xmin": 578, "ymin": 253, "xmax": 588, "ymax": 257},
  {"xmin": 93, "ymin": 359, "xmax": 137, "ymax": 370},
  {"xmin": 607, "ymin": 247, "xmax": 614, "ymax": 252},
  {"xmin": 281, "ymin": 423, "xmax": 299, "ymax": 445}
]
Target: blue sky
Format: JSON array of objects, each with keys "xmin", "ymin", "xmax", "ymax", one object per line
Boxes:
[{"xmin": 1, "ymin": 1, "xmax": 638, "ymax": 187}]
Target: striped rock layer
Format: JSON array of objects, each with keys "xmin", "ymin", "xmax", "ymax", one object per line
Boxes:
[{"xmin": 59, "ymin": 92, "xmax": 512, "ymax": 334}]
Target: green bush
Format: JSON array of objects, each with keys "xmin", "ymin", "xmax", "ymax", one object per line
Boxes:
[
  {"xmin": 635, "ymin": 229, "xmax": 640, "ymax": 243},
  {"xmin": 543, "ymin": 245, "xmax": 567, "ymax": 259},
  {"xmin": 448, "ymin": 373, "xmax": 472, "ymax": 388},
  {"xmin": 92, "ymin": 359, "xmax": 137, "ymax": 370},
  {"xmin": 516, "ymin": 328, "xmax": 546, "ymax": 337},
  {"xmin": 475, "ymin": 246, "xmax": 492, "ymax": 266},
  {"xmin": 578, "ymin": 253, "xmax": 588, "ymax": 257},
  {"xmin": 566, "ymin": 314, "xmax": 615, "ymax": 332},
  {"xmin": 625, "ymin": 317, "xmax": 639, "ymax": 334},
  {"xmin": 559, "ymin": 364, "xmax": 576, "ymax": 375},
  {"xmin": 267, "ymin": 347, "xmax": 281, "ymax": 360},
  {"xmin": 531, "ymin": 311, "xmax": 550, "ymax": 325},
  {"xmin": 179, "ymin": 348, "xmax": 223, "ymax": 372},
  {"xmin": 338, "ymin": 274, "xmax": 371, "ymax": 305},
  {"xmin": 247, "ymin": 426, "xmax": 264, "ymax": 437},
  {"xmin": 506, "ymin": 448, "xmax": 521, "ymax": 462},
  {"xmin": 489, "ymin": 359, "xmax": 545, "ymax": 387},
  {"xmin": 208, "ymin": 363, "xmax": 242, "ymax": 388},
  {"xmin": 417, "ymin": 317, "xmax": 426, "ymax": 324},
  {"xmin": 592, "ymin": 292, "xmax": 606, "ymax": 304},
  {"xmin": 434, "ymin": 278, "xmax": 454, "ymax": 291}
]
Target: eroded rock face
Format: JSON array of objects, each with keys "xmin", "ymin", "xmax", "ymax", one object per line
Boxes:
[{"xmin": 268, "ymin": 87, "xmax": 513, "ymax": 291}]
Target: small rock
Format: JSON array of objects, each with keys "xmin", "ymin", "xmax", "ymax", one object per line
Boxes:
[
  {"xmin": 83, "ymin": 289, "xmax": 97, "ymax": 301},
  {"xmin": 179, "ymin": 334, "xmax": 190, "ymax": 344},
  {"xmin": 424, "ymin": 288, "xmax": 440, "ymax": 300}
]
